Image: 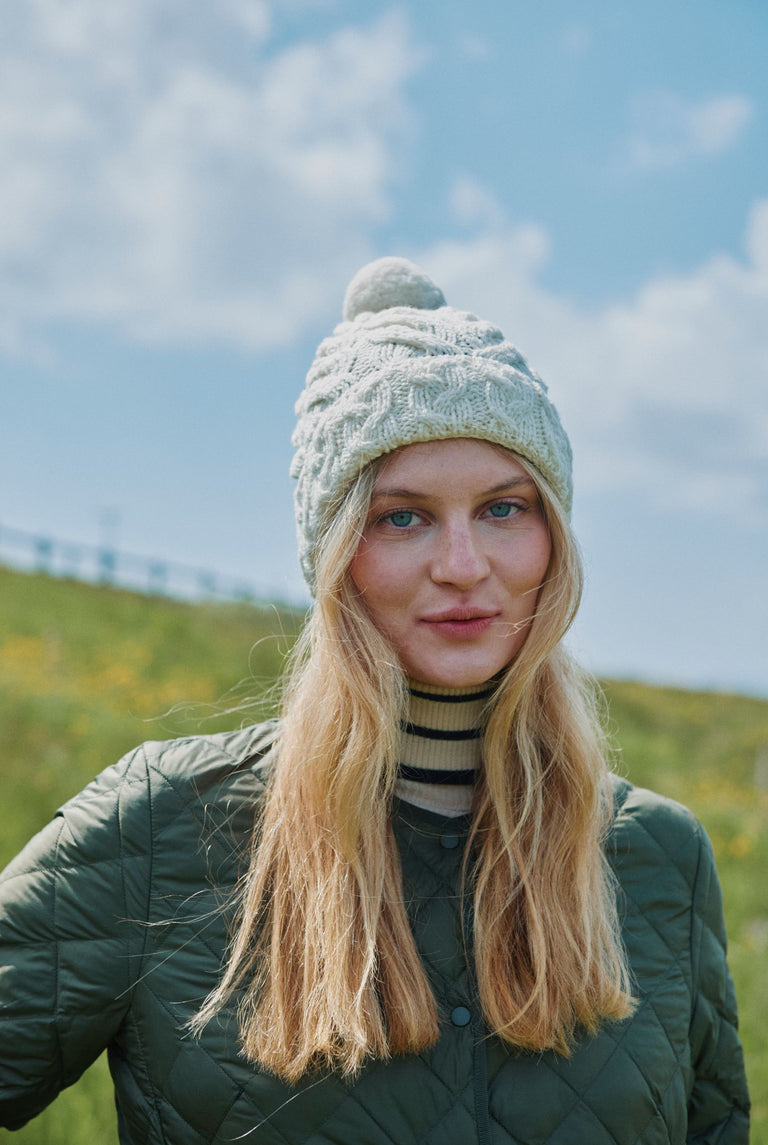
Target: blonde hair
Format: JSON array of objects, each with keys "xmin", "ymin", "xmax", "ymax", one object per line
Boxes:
[{"xmin": 192, "ymin": 449, "xmax": 635, "ymax": 1081}]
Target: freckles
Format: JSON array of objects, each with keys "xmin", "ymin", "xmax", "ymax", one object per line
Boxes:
[
  {"xmin": 370, "ymin": 573, "xmax": 409, "ymax": 607},
  {"xmin": 350, "ymin": 546, "xmax": 412, "ymax": 612},
  {"xmin": 499, "ymin": 538, "xmax": 551, "ymax": 593}
]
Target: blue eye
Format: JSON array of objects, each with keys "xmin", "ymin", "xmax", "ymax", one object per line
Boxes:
[
  {"xmin": 488, "ymin": 502, "xmax": 517, "ymax": 518},
  {"xmin": 388, "ymin": 510, "xmax": 416, "ymax": 527}
]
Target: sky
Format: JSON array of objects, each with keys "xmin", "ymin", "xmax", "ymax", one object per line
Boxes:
[{"xmin": 1, "ymin": 0, "xmax": 767, "ymax": 695}]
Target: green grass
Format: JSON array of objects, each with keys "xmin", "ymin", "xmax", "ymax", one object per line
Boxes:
[{"xmin": 1, "ymin": 566, "xmax": 766, "ymax": 1142}]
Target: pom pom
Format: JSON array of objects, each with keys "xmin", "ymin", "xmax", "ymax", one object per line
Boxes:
[{"xmin": 343, "ymin": 256, "xmax": 446, "ymax": 321}]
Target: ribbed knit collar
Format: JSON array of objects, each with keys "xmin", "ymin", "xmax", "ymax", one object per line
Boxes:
[{"xmin": 395, "ymin": 678, "xmax": 493, "ymax": 817}]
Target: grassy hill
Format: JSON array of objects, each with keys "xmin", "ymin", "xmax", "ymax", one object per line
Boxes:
[{"xmin": 1, "ymin": 565, "xmax": 766, "ymax": 1142}]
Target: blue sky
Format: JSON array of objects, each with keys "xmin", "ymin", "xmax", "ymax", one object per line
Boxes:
[{"xmin": 2, "ymin": 0, "xmax": 767, "ymax": 694}]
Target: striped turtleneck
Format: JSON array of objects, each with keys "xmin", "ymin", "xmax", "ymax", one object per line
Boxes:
[{"xmin": 396, "ymin": 679, "xmax": 493, "ymax": 816}]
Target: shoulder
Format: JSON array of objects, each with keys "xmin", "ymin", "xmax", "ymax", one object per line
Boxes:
[
  {"xmin": 78, "ymin": 718, "xmax": 278, "ymax": 839},
  {"xmin": 2, "ymin": 721, "xmax": 279, "ymax": 889},
  {"xmin": 15, "ymin": 721, "xmax": 280, "ymax": 879},
  {"xmin": 121, "ymin": 717, "xmax": 279, "ymax": 810},
  {"xmin": 606, "ymin": 773, "xmax": 707, "ymax": 895},
  {"xmin": 68, "ymin": 717, "xmax": 277, "ymax": 804}
]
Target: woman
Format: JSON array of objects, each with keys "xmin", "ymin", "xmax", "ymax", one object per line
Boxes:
[{"xmin": 0, "ymin": 258, "xmax": 749, "ymax": 1143}]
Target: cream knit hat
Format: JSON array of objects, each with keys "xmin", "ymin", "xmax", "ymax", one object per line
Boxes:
[{"xmin": 292, "ymin": 256, "xmax": 572, "ymax": 589}]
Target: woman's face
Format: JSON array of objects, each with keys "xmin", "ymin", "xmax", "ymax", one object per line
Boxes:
[{"xmin": 349, "ymin": 438, "xmax": 552, "ymax": 688}]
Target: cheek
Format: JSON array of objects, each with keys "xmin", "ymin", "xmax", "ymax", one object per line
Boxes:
[
  {"xmin": 534, "ymin": 533, "xmax": 553, "ymax": 580},
  {"xmin": 504, "ymin": 531, "xmax": 552, "ymax": 592},
  {"xmin": 349, "ymin": 543, "xmax": 418, "ymax": 628},
  {"xmin": 350, "ymin": 542, "xmax": 400, "ymax": 604}
]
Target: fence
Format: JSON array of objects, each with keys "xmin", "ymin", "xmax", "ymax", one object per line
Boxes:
[{"xmin": 0, "ymin": 521, "xmax": 269, "ymax": 604}]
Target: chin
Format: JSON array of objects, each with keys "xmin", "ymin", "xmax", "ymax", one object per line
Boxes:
[{"xmin": 406, "ymin": 659, "xmax": 510, "ymax": 689}]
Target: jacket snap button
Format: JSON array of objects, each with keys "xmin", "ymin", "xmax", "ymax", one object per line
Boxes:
[
  {"xmin": 440, "ymin": 835, "xmax": 460, "ymax": 850},
  {"xmin": 450, "ymin": 1006, "xmax": 471, "ymax": 1027}
]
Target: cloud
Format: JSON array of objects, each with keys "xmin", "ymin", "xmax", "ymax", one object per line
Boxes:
[
  {"xmin": 448, "ymin": 176, "xmax": 506, "ymax": 230},
  {"xmin": 0, "ymin": 1, "xmax": 420, "ymax": 351},
  {"xmin": 417, "ymin": 194, "xmax": 768, "ymax": 520},
  {"xmin": 624, "ymin": 91, "xmax": 753, "ymax": 171},
  {"xmin": 222, "ymin": 0, "xmax": 271, "ymax": 40}
]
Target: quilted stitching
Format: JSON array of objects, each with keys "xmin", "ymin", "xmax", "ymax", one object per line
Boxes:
[{"xmin": 0, "ymin": 724, "xmax": 749, "ymax": 1144}]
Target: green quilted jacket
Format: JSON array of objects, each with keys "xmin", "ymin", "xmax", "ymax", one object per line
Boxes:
[{"xmin": 0, "ymin": 722, "xmax": 750, "ymax": 1144}]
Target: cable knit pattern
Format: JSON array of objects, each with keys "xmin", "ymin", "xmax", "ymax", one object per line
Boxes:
[{"xmin": 291, "ymin": 257, "xmax": 573, "ymax": 588}]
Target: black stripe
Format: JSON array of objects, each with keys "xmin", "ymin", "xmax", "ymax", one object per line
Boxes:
[
  {"xmin": 398, "ymin": 765, "xmax": 476, "ymax": 785},
  {"xmin": 401, "ymin": 722, "xmax": 483, "ymax": 741},
  {"xmin": 409, "ymin": 687, "xmax": 493, "ymax": 703}
]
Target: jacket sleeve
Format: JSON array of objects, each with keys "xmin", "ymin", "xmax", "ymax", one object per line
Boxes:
[
  {"xmin": 686, "ymin": 824, "xmax": 750, "ymax": 1144},
  {"xmin": 0, "ymin": 748, "xmax": 151, "ymax": 1130}
]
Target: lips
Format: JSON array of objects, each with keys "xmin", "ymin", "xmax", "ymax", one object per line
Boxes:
[
  {"xmin": 422, "ymin": 607, "xmax": 498, "ymax": 623},
  {"xmin": 420, "ymin": 608, "xmax": 500, "ymax": 638}
]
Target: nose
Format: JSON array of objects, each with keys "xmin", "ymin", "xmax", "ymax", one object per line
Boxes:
[{"xmin": 431, "ymin": 522, "xmax": 490, "ymax": 590}]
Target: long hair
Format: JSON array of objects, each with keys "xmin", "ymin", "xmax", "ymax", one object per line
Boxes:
[{"xmin": 191, "ymin": 449, "xmax": 635, "ymax": 1081}]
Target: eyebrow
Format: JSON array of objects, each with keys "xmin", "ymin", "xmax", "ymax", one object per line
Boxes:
[{"xmin": 371, "ymin": 477, "xmax": 537, "ymax": 501}]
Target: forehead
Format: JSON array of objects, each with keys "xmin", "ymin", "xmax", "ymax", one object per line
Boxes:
[{"xmin": 374, "ymin": 438, "xmax": 531, "ymax": 490}]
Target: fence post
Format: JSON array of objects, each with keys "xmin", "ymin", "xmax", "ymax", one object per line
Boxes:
[
  {"xmin": 35, "ymin": 536, "xmax": 54, "ymax": 573},
  {"xmin": 148, "ymin": 562, "xmax": 167, "ymax": 595},
  {"xmin": 98, "ymin": 548, "xmax": 116, "ymax": 584}
]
